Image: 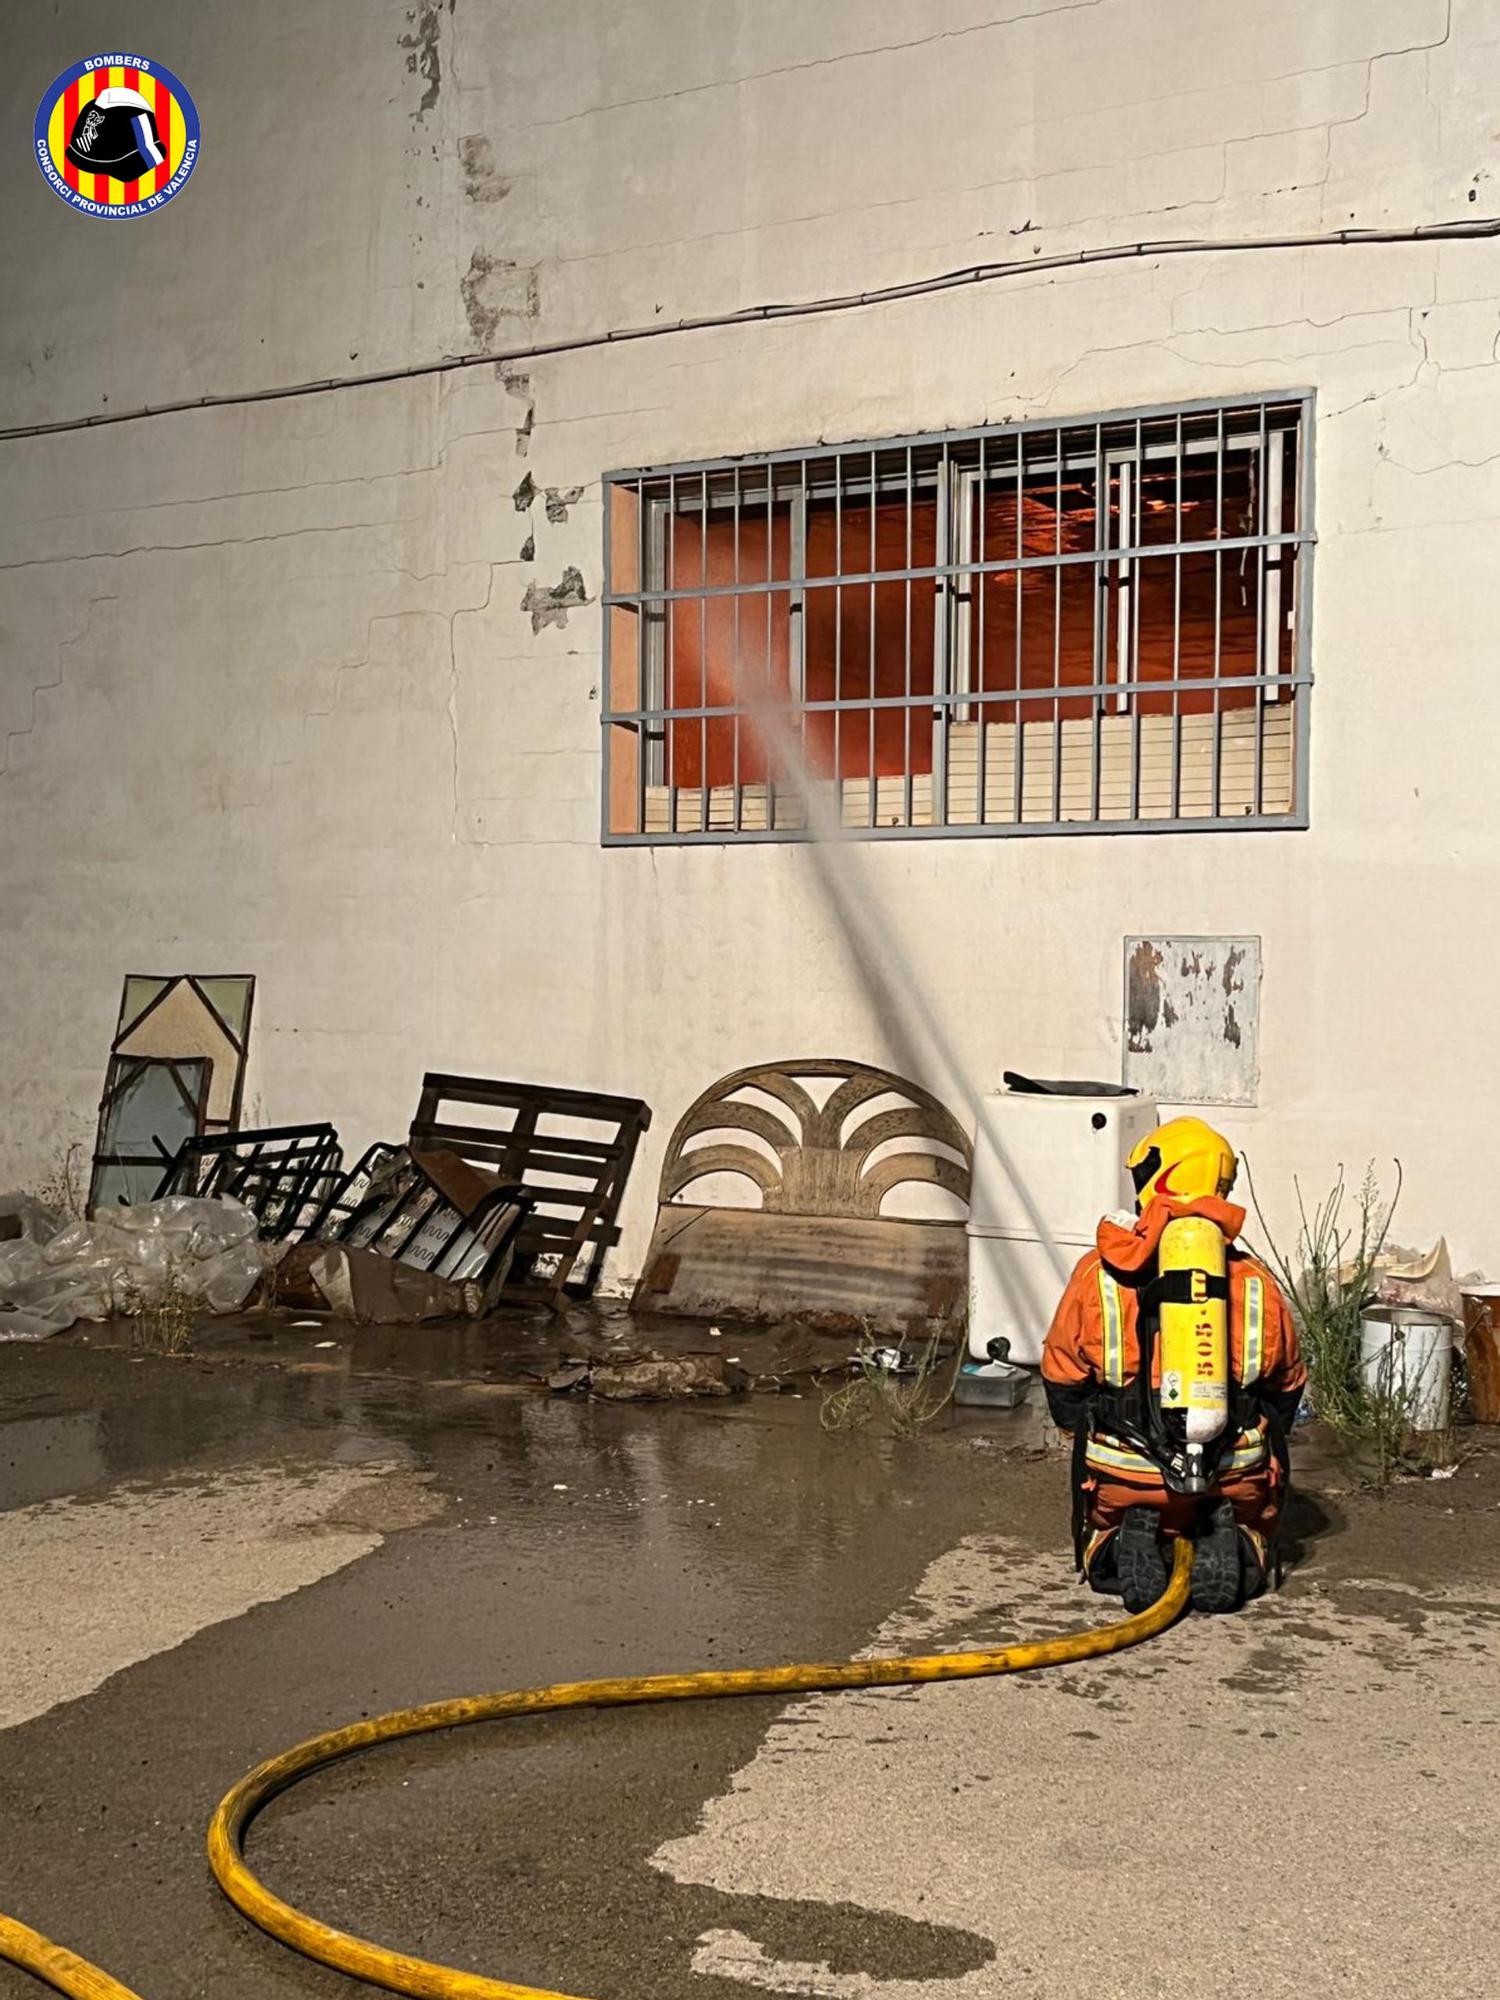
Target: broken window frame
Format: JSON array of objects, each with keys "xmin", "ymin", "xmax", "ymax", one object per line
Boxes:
[
  {"xmin": 602, "ymin": 392, "xmax": 1314, "ymax": 843},
  {"xmin": 88, "ymin": 973, "xmax": 256, "ymax": 1216},
  {"xmin": 88, "ymin": 1056, "xmax": 213, "ymax": 1212},
  {"xmin": 154, "ymin": 1123, "xmax": 345, "ymax": 1239}
]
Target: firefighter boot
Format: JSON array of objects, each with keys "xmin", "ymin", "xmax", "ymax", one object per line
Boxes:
[
  {"xmin": 1115, "ymin": 1506, "xmax": 1169, "ymax": 1614},
  {"xmin": 1191, "ymin": 1499, "xmax": 1244, "ymax": 1613}
]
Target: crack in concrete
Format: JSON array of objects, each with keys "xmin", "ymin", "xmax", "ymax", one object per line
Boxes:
[
  {"xmin": 0, "ymin": 519, "xmax": 428, "ymax": 575},
  {"xmin": 532, "ymin": 0, "xmax": 1451, "ymax": 145},
  {"xmin": 530, "ymin": 1, "xmax": 1107, "ymax": 130},
  {"xmin": 0, "ymin": 592, "xmax": 118, "ymax": 780}
]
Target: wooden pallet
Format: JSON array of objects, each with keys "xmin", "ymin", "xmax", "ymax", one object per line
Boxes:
[{"xmin": 408, "ymin": 1074, "xmax": 652, "ymax": 1310}]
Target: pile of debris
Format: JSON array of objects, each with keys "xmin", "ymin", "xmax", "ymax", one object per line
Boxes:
[
  {"xmin": 1, "ymin": 1072, "xmax": 653, "ymax": 1341},
  {"xmin": 0, "ymin": 1192, "xmax": 267, "ymax": 1341},
  {"xmin": 273, "ymin": 1144, "xmax": 531, "ymax": 1326},
  {"xmin": 548, "ymin": 1351, "xmax": 745, "ymax": 1401}
]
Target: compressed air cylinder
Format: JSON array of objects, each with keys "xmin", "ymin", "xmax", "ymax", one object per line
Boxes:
[{"xmin": 1156, "ymin": 1214, "xmax": 1229, "ymax": 1444}]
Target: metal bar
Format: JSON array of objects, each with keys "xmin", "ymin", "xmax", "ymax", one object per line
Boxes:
[
  {"xmin": 935, "ymin": 441, "xmax": 950, "ymax": 827},
  {"xmin": 666, "ymin": 471, "xmax": 677, "ymax": 831},
  {"xmin": 635, "ymin": 481, "xmax": 649, "ymax": 831},
  {"xmin": 1011, "ymin": 449, "xmax": 1026, "ymax": 821},
  {"xmin": 767, "ymin": 461, "xmax": 776, "ymax": 826},
  {"xmin": 904, "ymin": 444, "xmax": 913, "ymax": 828},
  {"xmin": 700, "ymin": 469, "xmax": 709, "ymax": 834},
  {"xmin": 789, "ymin": 464, "xmax": 806, "ymax": 701},
  {"xmin": 1171, "ymin": 413, "xmax": 1183, "ymax": 821},
  {"xmin": 605, "ymin": 669, "xmax": 1311, "ymax": 724},
  {"xmin": 1048, "ymin": 422, "xmax": 1064, "ymax": 828},
  {"xmin": 733, "ymin": 465, "xmax": 743, "ymax": 833},
  {"xmin": 767, "ymin": 513, "xmax": 776, "ymax": 826},
  {"xmin": 975, "ymin": 432, "xmax": 986, "ymax": 826},
  {"xmin": 601, "ymin": 526, "xmax": 1310, "ymax": 604},
  {"xmin": 1293, "ymin": 391, "xmax": 1316, "ymax": 820},
  {"xmin": 630, "ymin": 427, "xmax": 1285, "ymax": 508},
  {"xmin": 1013, "ymin": 428, "xmax": 1024, "ymax": 774},
  {"xmin": 868, "ymin": 449, "xmax": 877, "ymax": 829},
  {"xmin": 1253, "ymin": 401, "xmax": 1267, "ymax": 816},
  {"xmin": 833, "ymin": 452, "xmax": 843, "ymax": 816},
  {"xmin": 1262, "ymin": 425, "xmax": 1286, "ymax": 708},
  {"xmin": 1212, "ymin": 406, "xmax": 1224, "ymax": 820},
  {"xmin": 603, "ymin": 390, "xmax": 1311, "ymax": 483},
  {"xmin": 600, "ymin": 477, "xmax": 616, "ymax": 839},
  {"xmin": 642, "ymin": 490, "xmax": 667, "ymax": 792},
  {"xmin": 1129, "ymin": 416, "xmax": 1142, "ymax": 819},
  {"xmin": 800, "ymin": 458, "xmax": 813, "ymax": 811},
  {"xmin": 1088, "ymin": 420, "xmax": 1102, "ymax": 824},
  {"xmin": 604, "ymin": 810, "xmax": 1309, "ymax": 848}
]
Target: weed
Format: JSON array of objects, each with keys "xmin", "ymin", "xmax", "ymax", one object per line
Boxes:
[
  {"xmin": 35, "ymin": 1141, "xmax": 86, "ymax": 1222},
  {"xmin": 1247, "ymin": 1159, "xmax": 1447, "ymax": 1480},
  {"xmin": 115, "ymin": 1259, "xmax": 198, "ymax": 1355},
  {"xmin": 819, "ymin": 1324, "xmax": 958, "ymax": 1438}
]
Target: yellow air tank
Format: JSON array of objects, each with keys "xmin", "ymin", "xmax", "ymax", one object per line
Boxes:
[{"xmin": 1156, "ymin": 1212, "xmax": 1230, "ymax": 1470}]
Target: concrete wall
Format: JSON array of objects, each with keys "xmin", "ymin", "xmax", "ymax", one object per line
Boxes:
[{"xmin": 3, "ymin": 0, "xmax": 1498, "ymax": 1278}]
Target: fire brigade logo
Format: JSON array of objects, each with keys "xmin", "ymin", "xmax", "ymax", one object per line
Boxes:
[{"xmin": 34, "ymin": 55, "xmax": 199, "ymax": 217}]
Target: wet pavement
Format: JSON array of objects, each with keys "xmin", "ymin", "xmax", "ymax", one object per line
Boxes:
[{"xmin": 4, "ymin": 1326, "xmax": 1500, "ymax": 1999}]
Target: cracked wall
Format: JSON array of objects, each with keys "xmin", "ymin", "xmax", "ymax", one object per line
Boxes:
[{"xmin": 3, "ymin": 0, "xmax": 1500, "ymax": 1274}]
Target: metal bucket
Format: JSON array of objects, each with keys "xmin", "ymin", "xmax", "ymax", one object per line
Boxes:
[{"xmin": 1359, "ymin": 1307, "xmax": 1453, "ymax": 1432}]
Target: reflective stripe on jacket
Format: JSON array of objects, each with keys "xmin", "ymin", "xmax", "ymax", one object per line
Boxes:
[
  {"xmin": 1084, "ymin": 1425, "xmax": 1271, "ymax": 1484},
  {"xmin": 1044, "ymin": 1247, "xmax": 1304, "ymax": 1409}
]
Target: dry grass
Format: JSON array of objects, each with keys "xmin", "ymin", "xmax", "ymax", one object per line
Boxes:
[
  {"xmin": 34, "ymin": 1141, "xmax": 86, "ymax": 1223},
  {"xmin": 115, "ymin": 1261, "xmax": 198, "ymax": 1355},
  {"xmin": 819, "ymin": 1325, "xmax": 958, "ymax": 1438}
]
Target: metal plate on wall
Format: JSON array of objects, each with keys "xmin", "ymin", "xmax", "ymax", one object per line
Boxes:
[{"xmin": 1123, "ymin": 936, "xmax": 1262, "ymax": 1107}]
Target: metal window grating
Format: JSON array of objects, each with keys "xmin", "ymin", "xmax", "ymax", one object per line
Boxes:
[{"xmin": 602, "ymin": 394, "xmax": 1314, "ymax": 843}]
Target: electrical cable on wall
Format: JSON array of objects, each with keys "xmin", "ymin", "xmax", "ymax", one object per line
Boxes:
[{"xmin": 3, "ymin": 214, "xmax": 1497, "ymax": 445}]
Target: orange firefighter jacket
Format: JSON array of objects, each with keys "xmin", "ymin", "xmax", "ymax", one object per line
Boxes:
[{"xmin": 1041, "ymin": 1194, "xmax": 1306, "ymax": 1471}]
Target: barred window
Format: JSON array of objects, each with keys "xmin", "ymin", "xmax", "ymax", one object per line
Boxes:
[{"xmin": 602, "ymin": 395, "xmax": 1312, "ymax": 843}]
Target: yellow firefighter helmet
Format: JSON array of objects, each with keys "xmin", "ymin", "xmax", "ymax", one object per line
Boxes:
[{"xmin": 1127, "ymin": 1116, "xmax": 1237, "ymax": 1208}]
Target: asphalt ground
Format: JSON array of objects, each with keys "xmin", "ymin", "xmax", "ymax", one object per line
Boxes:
[{"xmin": 3, "ymin": 1327, "xmax": 1497, "ymax": 2000}]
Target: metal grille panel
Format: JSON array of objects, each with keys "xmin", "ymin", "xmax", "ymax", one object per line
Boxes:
[{"xmin": 603, "ymin": 395, "xmax": 1313, "ymax": 843}]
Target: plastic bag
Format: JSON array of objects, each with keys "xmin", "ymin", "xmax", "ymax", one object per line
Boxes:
[
  {"xmin": 1362, "ymin": 1238, "xmax": 1465, "ymax": 1325},
  {"xmin": 0, "ymin": 1193, "xmax": 64, "ymax": 1248},
  {"xmin": 0, "ymin": 1196, "xmax": 267, "ymax": 1341}
]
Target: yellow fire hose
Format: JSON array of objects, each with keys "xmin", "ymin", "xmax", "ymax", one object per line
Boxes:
[{"xmin": 2, "ymin": 1539, "xmax": 1193, "ymax": 2000}]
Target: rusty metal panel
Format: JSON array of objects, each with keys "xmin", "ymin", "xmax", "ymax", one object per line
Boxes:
[
  {"xmin": 1123, "ymin": 936, "xmax": 1262, "ymax": 1107},
  {"xmin": 633, "ymin": 1207, "xmax": 968, "ymax": 1336}
]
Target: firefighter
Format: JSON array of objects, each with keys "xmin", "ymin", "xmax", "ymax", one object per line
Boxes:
[{"xmin": 1041, "ymin": 1116, "xmax": 1305, "ymax": 1615}]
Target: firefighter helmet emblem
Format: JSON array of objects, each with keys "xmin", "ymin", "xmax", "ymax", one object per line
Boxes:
[{"xmin": 34, "ymin": 55, "xmax": 199, "ymax": 217}]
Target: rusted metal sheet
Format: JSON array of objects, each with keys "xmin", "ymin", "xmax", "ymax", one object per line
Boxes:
[
  {"xmin": 1123, "ymin": 936, "xmax": 1262, "ymax": 1107},
  {"xmin": 634, "ymin": 1206, "xmax": 968, "ymax": 1334}
]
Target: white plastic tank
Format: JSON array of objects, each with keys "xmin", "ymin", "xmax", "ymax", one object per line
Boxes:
[{"xmin": 967, "ymin": 1088, "xmax": 1159, "ymax": 1364}]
